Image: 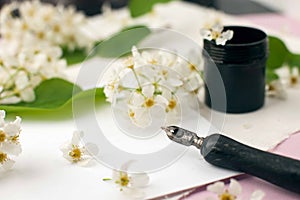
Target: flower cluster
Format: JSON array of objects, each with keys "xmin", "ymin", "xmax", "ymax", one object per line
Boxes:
[
  {"xmin": 0, "ymin": 1, "xmax": 94, "ymax": 104},
  {"xmin": 0, "ymin": 0, "xmax": 94, "ymax": 52},
  {"xmin": 60, "ymin": 131, "xmax": 97, "ymax": 166},
  {"xmin": 201, "ymin": 23, "xmax": 233, "ymax": 45},
  {"xmin": 0, "ymin": 110, "xmax": 22, "ymax": 170},
  {"xmin": 206, "ymin": 178, "xmax": 265, "ymax": 200},
  {"xmin": 103, "ymin": 46, "xmax": 203, "ymax": 128},
  {"xmin": 0, "ymin": 43, "xmax": 66, "ymax": 104}
]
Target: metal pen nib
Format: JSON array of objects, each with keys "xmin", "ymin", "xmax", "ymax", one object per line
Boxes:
[{"xmin": 161, "ymin": 126, "xmax": 204, "ymax": 149}]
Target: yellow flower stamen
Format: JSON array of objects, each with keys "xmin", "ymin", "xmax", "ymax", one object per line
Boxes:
[
  {"xmin": 124, "ymin": 57, "xmax": 134, "ymax": 69},
  {"xmin": 10, "ymin": 135, "xmax": 19, "ymax": 143},
  {"xmin": 37, "ymin": 31, "xmax": 45, "ymax": 39},
  {"xmin": 116, "ymin": 172, "xmax": 130, "ymax": 187},
  {"xmin": 28, "ymin": 9, "xmax": 35, "ymax": 17},
  {"xmin": 268, "ymin": 84, "xmax": 275, "ymax": 91},
  {"xmin": 0, "ymin": 152, "xmax": 8, "ymax": 164},
  {"xmin": 43, "ymin": 14, "xmax": 52, "ymax": 22},
  {"xmin": 128, "ymin": 65, "xmax": 134, "ymax": 69},
  {"xmin": 162, "ymin": 70, "xmax": 168, "ymax": 76},
  {"xmin": 69, "ymin": 35, "xmax": 76, "ymax": 42},
  {"xmin": 129, "ymin": 110, "xmax": 135, "ymax": 118},
  {"xmin": 219, "ymin": 190, "xmax": 236, "ymax": 200},
  {"xmin": 53, "ymin": 24, "xmax": 61, "ymax": 33},
  {"xmin": 0, "ymin": 130, "xmax": 6, "ymax": 143},
  {"xmin": 168, "ymin": 99, "xmax": 177, "ymax": 111},
  {"xmin": 144, "ymin": 98, "xmax": 154, "ymax": 108},
  {"xmin": 22, "ymin": 23, "xmax": 29, "ymax": 31},
  {"xmin": 290, "ymin": 76, "xmax": 298, "ymax": 85},
  {"xmin": 149, "ymin": 59, "xmax": 158, "ymax": 65},
  {"xmin": 211, "ymin": 31, "xmax": 221, "ymax": 40},
  {"xmin": 189, "ymin": 63, "xmax": 197, "ymax": 71},
  {"xmin": 69, "ymin": 146, "xmax": 82, "ymax": 162}
]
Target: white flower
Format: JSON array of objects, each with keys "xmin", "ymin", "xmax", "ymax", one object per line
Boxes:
[
  {"xmin": 60, "ymin": 131, "xmax": 97, "ymax": 166},
  {"xmin": 206, "ymin": 179, "xmax": 265, "ymax": 200},
  {"xmin": 103, "ymin": 163, "xmax": 150, "ymax": 199},
  {"xmin": 0, "ymin": 110, "xmax": 22, "ymax": 171},
  {"xmin": 128, "ymin": 85, "xmax": 167, "ymax": 127},
  {"xmin": 267, "ymin": 80, "xmax": 287, "ymax": 100},
  {"xmin": 0, "ymin": 150, "xmax": 15, "ymax": 170},
  {"xmin": 200, "ymin": 23, "xmax": 233, "ymax": 45}
]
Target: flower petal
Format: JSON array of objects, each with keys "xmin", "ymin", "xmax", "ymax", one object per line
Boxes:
[
  {"xmin": 250, "ymin": 190, "xmax": 265, "ymax": 200},
  {"xmin": 268, "ymin": 80, "xmax": 287, "ymax": 100},
  {"xmin": 216, "ymin": 37, "xmax": 227, "ymax": 46},
  {"xmin": 20, "ymin": 87, "xmax": 35, "ymax": 102},
  {"xmin": 200, "ymin": 29, "xmax": 213, "ymax": 40},
  {"xmin": 155, "ymin": 95, "xmax": 168, "ymax": 108},
  {"xmin": 71, "ymin": 130, "xmax": 83, "ymax": 145},
  {"xmin": 216, "ymin": 30, "xmax": 233, "ymax": 45},
  {"xmin": 207, "ymin": 181, "xmax": 225, "ymax": 195},
  {"xmin": 212, "ymin": 23, "xmax": 223, "ymax": 32},
  {"xmin": 0, "ymin": 110, "xmax": 5, "ymax": 127},
  {"xmin": 129, "ymin": 92, "xmax": 144, "ymax": 106},
  {"xmin": 228, "ymin": 178, "xmax": 242, "ymax": 196},
  {"xmin": 112, "ymin": 170, "xmax": 122, "ymax": 182},
  {"xmin": 132, "ymin": 46, "xmax": 145, "ymax": 66},
  {"xmin": 131, "ymin": 108, "xmax": 152, "ymax": 128},
  {"xmin": 1, "ymin": 142, "xmax": 22, "ymax": 156},
  {"xmin": 3, "ymin": 116, "xmax": 21, "ymax": 136},
  {"xmin": 1, "ymin": 158, "xmax": 15, "ymax": 170},
  {"xmin": 142, "ymin": 85, "xmax": 154, "ymax": 98},
  {"xmin": 85, "ymin": 142, "xmax": 100, "ymax": 156},
  {"xmin": 77, "ymin": 157, "xmax": 93, "ymax": 167},
  {"xmin": 130, "ymin": 173, "xmax": 150, "ymax": 188},
  {"xmin": 0, "ymin": 96, "xmax": 21, "ymax": 104}
]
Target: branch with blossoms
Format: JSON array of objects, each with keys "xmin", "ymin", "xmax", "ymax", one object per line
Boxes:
[
  {"xmin": 103, "ymin": 46, "xmax": 203, "ymax": 128},
  {"xmin": 0, "ymin": 1, "xmax": 169, "ymax": 111}
]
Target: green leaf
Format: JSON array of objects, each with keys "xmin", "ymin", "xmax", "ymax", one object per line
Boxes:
[
  {"xmin": 0, "ymin": 78, "xmax": 106, "ymax": 113},
  {"xmin": 0, "ymin": 79, "xmax": 81, "ymax": 111},
  {"xmin": 61, "ymin": 26, "xmax": 150, "ymax": 64},
  {"xmin": 267, "ymin": 36, "xmax": 289, "ymax": 69},
  {"xmin": 62, "ymin": 47, "xmax": 89, "ymax": 66},
  {"xmin": 95, "ymin": 25, "xmax": 151, "ymax": 58},
  {"xmin": 129, "ymin": 0, "xmax": 173, "ymax": 18},
  {"xmin": 286, "ymin": 52, "xmax": 300, "ymax": 68},
  {"xmin": 266, "ymin": 70, "xmax": 279, "ymax": 84}
]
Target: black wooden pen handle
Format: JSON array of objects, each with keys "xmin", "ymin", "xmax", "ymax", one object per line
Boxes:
[{"xmin": 201, "ymin": 134, "xmax": 300, "ymax": 194}]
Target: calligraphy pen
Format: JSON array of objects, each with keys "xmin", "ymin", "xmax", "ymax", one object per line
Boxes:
[{"xmin": 161, "ymin": 126, "xmax": 300, "ymax": 194}]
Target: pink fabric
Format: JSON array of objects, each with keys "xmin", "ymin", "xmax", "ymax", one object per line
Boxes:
[
  {"xmin": 239, "ymin": 14, "xmax": 300, "ymax": 37},
  {"xmin": 186, "ymin": 132, "xmax": 300, "ymax": 200}
]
